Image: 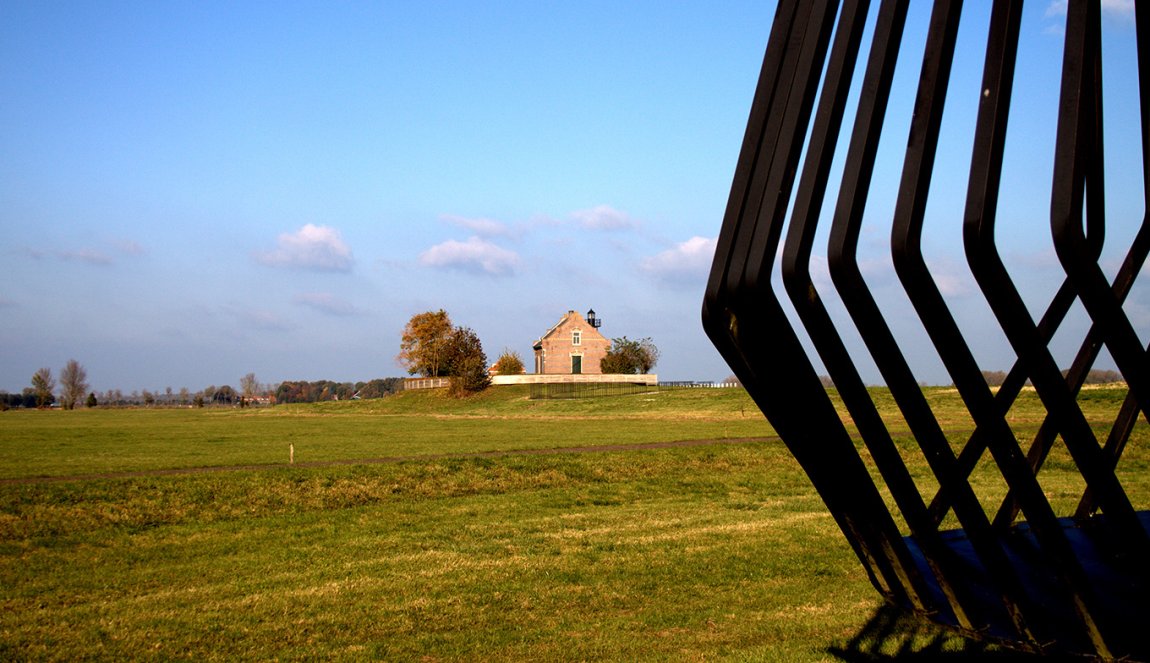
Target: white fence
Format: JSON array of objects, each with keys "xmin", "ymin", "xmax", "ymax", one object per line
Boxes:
[{"xmin": 491, "ymin": 373, "xmax": 657, "ymax": 386}]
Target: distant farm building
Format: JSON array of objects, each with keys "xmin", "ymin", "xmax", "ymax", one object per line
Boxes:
[
  {"xmin": 407, "ymin": 307, "xmax": 656, "ymax": 390},
  {"xmin": 533, "ymin": 309, "xmax": 609, "ymax": 375}
]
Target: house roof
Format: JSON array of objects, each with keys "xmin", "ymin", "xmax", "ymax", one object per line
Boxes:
[
  {"xmin": 535, "ymin": 311, "xmax": 572, "ymax": 345},
  {"xmin": 534, "ymin": 310, "xmax": 605, "ymax": 348}
]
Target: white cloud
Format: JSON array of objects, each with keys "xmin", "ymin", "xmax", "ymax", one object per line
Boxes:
[
  {"xmin": 1012, "ymin": 247, "xmax": 1061, "ymax": 270},
  {"xmin": 19, "ymin": 239, "xmax": 145, "ymax": 266},
  {"xmin": 116, "ymin": 240, "xmax": 146, "ymax": 256},
  {"xmin": 293, "ymin": 292, "xmax": 362, "ymax": 316},
  {"xmin": 221, "ymin": 304, "xmax": 293, "ymax": 331},
  {"xmin": 807, "ymin": 254, "xmax": 834, "ymax": 291},
  {"xmin": 1044, "ymin": 0, "xmax": 1068, "ymax": 17},
  {"xmin": 640, "ymin": 236, "xmax": 717, "ymax": 283},
  {"xmin": 932, "ymin": 269, "xmax": 974, "ymax": 298},
  {"xmin": 1045, "ymin": 0, "xmax": 1133, "ymax": 20},
  {"xmin": 441, "ymin": 214, "xmax": 513, "ymax": 238},
  {"xmin": 857, "ymin": 254, "xmax": 896, "ymax": 287},
  {"xmin": 419, "ymin": 236, "xmax": 520, "ymax": 276},
  {"xmin": 571, "ymin": 205, "xmax": 636, "ymax": 231},
  {"xmin": 1042, "ymin": 0, "xmax": 1133, "ymax": 35},
  {"xmin": 58, "ymin": 249, "xmax": 113, "ymax": 266},
  {"xmin": 1103, "ymin": 0, "xmax": 1136, "ymax": 18},
  {"xmin": 255, "ymin": 224, "xmax": 354, "ymax": 272}
]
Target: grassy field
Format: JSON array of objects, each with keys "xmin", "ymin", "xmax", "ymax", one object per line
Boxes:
[
  {"xmin": 0, "ymin": 385, "xmax": 1143, "ymax": 660},
  {"xmin": 0, "ymin": 386, "xmax": 775, "ymax": 480}
]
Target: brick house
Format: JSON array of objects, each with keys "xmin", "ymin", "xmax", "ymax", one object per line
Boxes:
[{"xmin": 533, "ymin": 309, "xmax": 610, "ymax": 374}]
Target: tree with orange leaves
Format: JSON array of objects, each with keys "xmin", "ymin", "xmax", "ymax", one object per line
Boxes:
[{"xmin": 397, "ymin": 309, "xmax": 453, "ymax": 377}]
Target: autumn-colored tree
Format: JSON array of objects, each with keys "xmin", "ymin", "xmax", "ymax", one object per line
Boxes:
[
  {"xmin": 492, "ymin": 348, "xmax": 525, "ymax": 375},
  {"xmin": 444, "ymin": 326, "xmax": 490, "ymax": 397},
  {"xmin": 398, "ymin": 310, "xmax": 454, "ymax": 377}
]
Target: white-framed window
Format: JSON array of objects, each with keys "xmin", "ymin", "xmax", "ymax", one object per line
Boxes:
[{"xmin": 572, "ymin": 329, "xmax": 582, "ymax": 346}]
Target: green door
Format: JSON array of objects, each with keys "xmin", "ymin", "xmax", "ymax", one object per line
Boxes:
[{"xmin": 572, "ymin": 356, "xmax": 582, "ymax": 374}]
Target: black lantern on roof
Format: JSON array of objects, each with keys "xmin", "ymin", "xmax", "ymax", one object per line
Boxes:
[{"xmin": 586, "ymin": 309, "xmax": 601, "ymax": 328}]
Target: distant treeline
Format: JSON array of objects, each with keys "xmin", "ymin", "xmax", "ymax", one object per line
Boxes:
[
  {"xmin": 274, "ymin": 378, "xmax": 405, "ymax": 404},
  {"xmin": 1, "ymin": 377, "xmax": 406, "ymax": 409},
  {"xmin": 2, "ymin": 392, "xmax": 54, "ymax": 409},
  {"xmin": 982, "ymin": 369, "xmax": 1124, "ymax": 387}
]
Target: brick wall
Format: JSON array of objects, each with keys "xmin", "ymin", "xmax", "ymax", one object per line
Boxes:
[{"xmin": 534, "ymin": 310, "xmax": 611, "ymax": 374}]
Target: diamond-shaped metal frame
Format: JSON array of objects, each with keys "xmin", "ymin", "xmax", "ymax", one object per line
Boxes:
[{"xmin": 703, "ymin": 1, "xmax": 1148, "ymax": 657}]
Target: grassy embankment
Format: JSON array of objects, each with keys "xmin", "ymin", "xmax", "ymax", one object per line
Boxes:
[
  {"xmin": 0, "ymin": 385, "xmax": 1143, "ymax": 660},
  {"xmin": 0, "ymin": 385, "xmax": 773, "ymax": 479}
]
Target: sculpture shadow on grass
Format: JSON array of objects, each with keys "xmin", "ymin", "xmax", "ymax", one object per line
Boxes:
[{"xmin": 828, "ymin": 605, "xmax": 1035, "ymax": 662}]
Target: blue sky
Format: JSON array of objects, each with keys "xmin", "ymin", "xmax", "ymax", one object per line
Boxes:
[{"xmin": 1, "ymin": 1, "xmax": 1144, "ymax": 394}]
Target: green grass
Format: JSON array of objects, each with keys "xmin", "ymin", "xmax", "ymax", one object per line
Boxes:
[
  {"xmin": 3, "ymin": 384, "xmax": 1123, "ymax": 480},
  {"xmin": 0, "ymin": 385, "xmax": 1143, "ymax": 660},
  {"xmin": 0, "ymin": 387, "xmax": 774, "ymax": 479},
  {"xmin": 2, "ymin": 447, "xmax": 878, "ymax": 661}
]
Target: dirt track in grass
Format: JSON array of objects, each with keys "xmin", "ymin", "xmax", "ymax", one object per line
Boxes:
[{"xmin": 0, "ymin": 436, "xmax": 781, "ymax": 484}]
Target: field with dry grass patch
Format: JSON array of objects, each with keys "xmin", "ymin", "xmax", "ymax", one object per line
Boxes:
[{"xmin": 1, "ymin": 385, "xmax": 1141, "ymax": 660}]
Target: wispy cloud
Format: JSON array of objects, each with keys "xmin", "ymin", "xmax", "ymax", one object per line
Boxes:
[
  {"xmin": 1011, "ymin": 247, "xmax": 1061, "ymax": 270},
  {"xmin": 930, "ymin": 262, "xmax": 975, "ymax": 298},
  {"xmin": 20, "ymin": 239, "xmax": 144, "ymax": 266},
  {"xmin": 293, "ymin": 292, "xmax": 362, "ymax": 316},
  {"xmin": 58, "ymin": 249, "xmax": 114, "ymax": 266},
  {"xmin": 640, "ymin": 236, "xmax": 717, "ymax": 284},
  {"xmin": 1044, "ymin": 0, "xmax": 1068, "ymax": 17},
  {"xmin": 116, "ymin": 240, "xmax": 146, "ymax": 256},
  {"xmin": 255, "ymin": 224, "xmax": 354, "ymax": 272},
  {"xmin": 1102, "ymin": 0, "xmax": 1136, "ymax": 19},
  {"xmin": 1044, "ymin": 0, "xmax": 1134, "ymax": 32},
  {"xmin": 0, "ymin": 296, "xmax": 16, "ymax": 308},
  {"xmin": 440, "ymin": 214, "xmax": 514, "ymax": 238},
  {"xmin": 419, "ymin": 236, "xmax": 519, "ymax": 276},
  {"xmin": 221, "ymin": 304, "xmax": 293, "ymax": 331},
  {"xmin": 572, "ymin": 205, "xmax": 636, "ymax": 231}
]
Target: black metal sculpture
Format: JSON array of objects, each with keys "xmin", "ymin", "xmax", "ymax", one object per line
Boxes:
[{"xmin": 703, "ymin": 1, "xmax": 1147, "ymax": 658}]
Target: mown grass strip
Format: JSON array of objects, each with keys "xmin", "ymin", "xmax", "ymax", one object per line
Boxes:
[
  {"xmin": 0, "ymin": 386, "xmax": 1141, "ymax": 660},
  {"xmin": 0, "ymin": 410, "xmax": 774, "ymax": 480},
  {"xmin": 1, "ymin": 446, "xmax": 901, "ymax": 661}
]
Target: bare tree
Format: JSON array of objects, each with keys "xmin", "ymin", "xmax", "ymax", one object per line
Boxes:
[
  {"xmin": 981, "ymin": 370, "xmax": 1007, "ymax": 387},
  {"xmin": 59, "ymin": 359, "xmax": 89, "ymax": 410},
  {"xmin": 31, "ymin": 367, "xmax": 55, "ymax": 409},
  {"xmin": 240, "ymin": 373, "xmax": 259, "ymax": 400}
]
